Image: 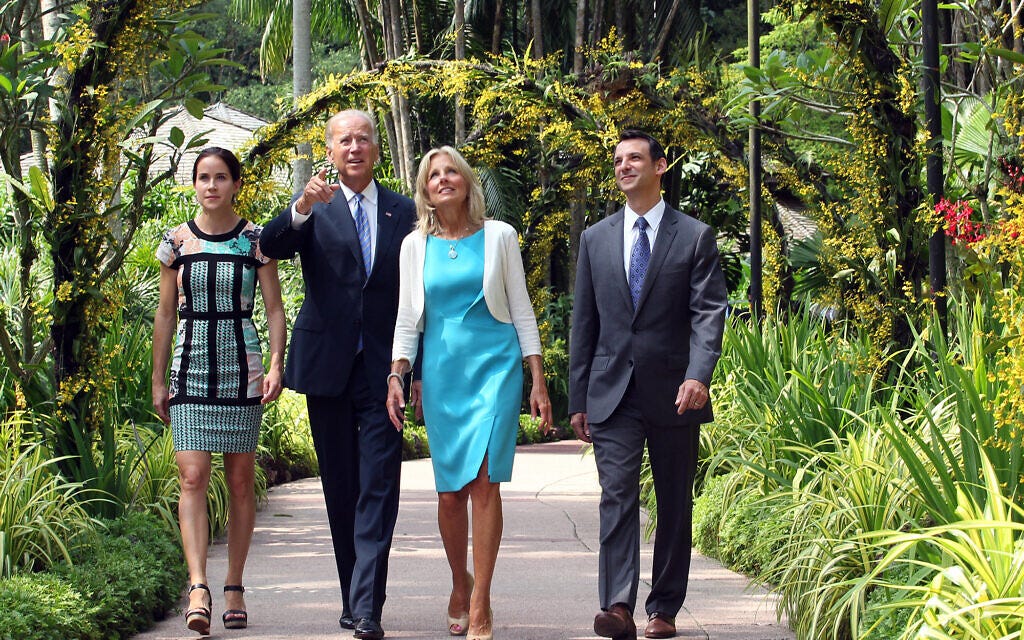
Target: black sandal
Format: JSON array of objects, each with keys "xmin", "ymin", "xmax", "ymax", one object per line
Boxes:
[
  {"xmin": 185, "ymin": 583, "xmax": 212, "ymax": 636},
  {"xmin": 222, "ymin": 584, "xmax": 248, "ymax": 629}
]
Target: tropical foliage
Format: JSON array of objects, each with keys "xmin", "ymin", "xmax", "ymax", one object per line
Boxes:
[
  {"xmin": 2, "ymin": 0, "xmax": 1024, "ymax": 638},
  {"xmin": 690, "ymin": 294, "xmax": 1024, "ymax": 639}
]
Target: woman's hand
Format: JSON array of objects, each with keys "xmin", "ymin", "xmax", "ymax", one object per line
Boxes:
[
  {"xmin": 525, "ymin": 355, "xmax": 552, "ymax": 433},
  {"xmin": 386, "ymin": 377, "xmax": 406, "ymax": 430},
  {"xmin": 261, "ymin": 366, "xmax": 283, "ymax": 404},
  {"xmin": 152, "ymin": 381, "xmax": 171, "ymax": 425},
  {"xmin": 409, "ymin": 380, "xmax": 423, "ymax": 421},
  {"xmin": 529, "ymin": 383, "xmax": 553, "ymax": 434}
]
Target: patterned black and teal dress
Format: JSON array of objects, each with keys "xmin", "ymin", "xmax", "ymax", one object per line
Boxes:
[{"xmin": 156, "ymin": 219, "xmax": 270, "ymax": 453}]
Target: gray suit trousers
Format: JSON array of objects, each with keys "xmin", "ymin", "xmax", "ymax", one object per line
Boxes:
[{"xmin": 590, "ymin": 396, "xmax": 700, "ymax": 617}]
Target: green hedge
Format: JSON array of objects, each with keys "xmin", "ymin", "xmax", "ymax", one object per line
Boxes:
[
  {"xmin": 0, "ymin": 574, "xmax": 99, "ymax": 640},
  {"xmin": 0, "ymin": 511, "xmax": 185, "ymax": 640}
]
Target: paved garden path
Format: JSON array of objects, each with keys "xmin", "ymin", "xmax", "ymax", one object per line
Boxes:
[{"xmin": 132, "ymin": 440, "xmax": 794, "ymax": 640}]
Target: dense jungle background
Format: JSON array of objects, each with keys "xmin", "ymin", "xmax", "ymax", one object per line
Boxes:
[{"xmin": 2, "ymin": 1, "xmax": 1024, "ymax": 638}]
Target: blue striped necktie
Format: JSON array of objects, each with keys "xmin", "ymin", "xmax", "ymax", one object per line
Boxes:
[
  {"xmin": 629, "ymin": 216, "xmax": 650, "ymax": 308},
  {"xmin": 353, "ymin": 193, "xmax": 372, "ymax": 277}
]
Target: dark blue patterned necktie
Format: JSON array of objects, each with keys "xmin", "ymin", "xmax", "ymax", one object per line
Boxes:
[
  {"xmin": 629, "ymin": 216, "xmax": 650, "ymax": 308},
  {"xmin": 353, "ymin": 193, "xmax": 371, "ymax": 277}
]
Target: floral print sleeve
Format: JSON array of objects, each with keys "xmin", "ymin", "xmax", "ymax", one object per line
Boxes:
[
  {"xmin": 250, "ymin": 224, "xmax": 271, "ymax": 267},
  {"xmin": 156, "ymin": 228, "xmax": 181, "ymax": 267}
]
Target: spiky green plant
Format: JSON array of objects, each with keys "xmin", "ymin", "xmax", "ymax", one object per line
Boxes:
[
  {"xmin": 843, "ymin": 454, "xmax": 1024, "ymax": 640},
  {"xmin": 0, "ymin": 414, "xmax": 97, "ymax": 577}
]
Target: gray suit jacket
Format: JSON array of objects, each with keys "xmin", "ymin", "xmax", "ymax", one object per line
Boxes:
[{"xmin": 568, "ymin": 205, "xmax": 728, "ymax": 426}]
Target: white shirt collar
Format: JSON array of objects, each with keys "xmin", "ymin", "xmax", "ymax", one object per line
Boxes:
[
  {"xmin": 339, "ymin": 180, "xmax": 378, "ymax": 207},
  {"xmin": 624, "ymin": 199, "xmax": 665, "ymax": 232}
]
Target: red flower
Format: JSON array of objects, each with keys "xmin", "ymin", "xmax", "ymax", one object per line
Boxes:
[
  {"xmin": 937, "ymin": 198, "xmax": 985, "ymax": 247},
  {"xmin": 0, "ymin": 34, "xmax": 9, "ymax": 46}
]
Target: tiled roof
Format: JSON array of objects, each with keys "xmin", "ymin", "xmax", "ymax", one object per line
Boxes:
[{"xmin": 9, "ymin": 102, "xmax": 287, "ymax": 188}]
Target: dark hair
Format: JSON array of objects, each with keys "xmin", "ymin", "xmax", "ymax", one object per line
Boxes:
[
  {"xmin": 192, "ymin": 147, "xmax": 242, "ymax": 183},
  {"xmin": 618, "ymin": 129, "xmax": 666, "ymax": 163}
]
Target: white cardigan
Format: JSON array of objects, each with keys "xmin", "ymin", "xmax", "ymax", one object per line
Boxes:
[{"xmin": 393, "ymin": 219, "xmax": 542, "ymax": 366}]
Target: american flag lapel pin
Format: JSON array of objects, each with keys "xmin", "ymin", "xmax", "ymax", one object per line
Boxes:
[{"xmin": 385, "ymin": 211, "xmax": 393, "ymax": 217}]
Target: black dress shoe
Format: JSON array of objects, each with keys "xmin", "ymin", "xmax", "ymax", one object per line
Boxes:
[
  {"xmin": 339, "ymin": 612, "xmax": 355, "ymax": 630},
  {"xmin": 353, "ymin": 617, "xmax": 384, "ymax": 639}
]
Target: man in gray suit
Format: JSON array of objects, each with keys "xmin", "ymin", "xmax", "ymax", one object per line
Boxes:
[{"xmin": 569, "ymin": 130, "xmax": 728, "ymax": 640}]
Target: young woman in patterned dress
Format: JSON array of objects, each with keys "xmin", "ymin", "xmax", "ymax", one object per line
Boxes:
[{"xmin": 152, "ymin": 147, "xmax": 286, "ymax": 635}]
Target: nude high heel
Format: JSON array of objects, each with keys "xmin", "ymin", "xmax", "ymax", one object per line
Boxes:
[
  {"xmin": 467, "ymin": 608, "xmax": 493, "ymax": 640},
  {"xmin": 447, "ymin": 574, "xmax": 474, "ymax": 635}
]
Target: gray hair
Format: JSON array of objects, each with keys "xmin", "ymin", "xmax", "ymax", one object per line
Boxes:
[{"xmin": 325, "ymin": 109, "xmax": 378, "ymax": 148}]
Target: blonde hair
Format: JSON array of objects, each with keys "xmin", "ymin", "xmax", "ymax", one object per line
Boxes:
[{"xmin": 414, "ymin": 146, "xmax": 487, "ymax": 235}]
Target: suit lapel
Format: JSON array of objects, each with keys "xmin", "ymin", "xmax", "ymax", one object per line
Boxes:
[
  {"xmin": 606, "ymin": 211, "xmax": 633, "ymax": 311},
  {"xmin": 371, "ymin": 184, "xmax": 401, "ymax": 279},
  {"xmin": 316, "ymin": 193, "xmax": 363, "ymax": 280},
  {"xmin": 633, "ymin": 207, "xmax": 678, "ymax": 317}
]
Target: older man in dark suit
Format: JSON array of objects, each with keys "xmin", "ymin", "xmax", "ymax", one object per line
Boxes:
[
  {"xmin": 260, "ymin": 109, "xmax": 416, "ymax": 640},
  {"xmin": 569, "ymin": 130, "xmax": 728, "ymax": 640}
]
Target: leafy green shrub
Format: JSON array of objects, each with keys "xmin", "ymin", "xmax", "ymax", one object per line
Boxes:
[
  {"xmin": 535, "ymin": 293, "xmax": 572, "ymax": 425},
  {"xmin": 540, "ymin": 337, "xmax": 570, "ymax": 422},
  {"xmin": 402, "ymin": 423, "xmax": 430, "ymax": 460},
  {"xmin": 860, "ymin": 565, "xmax": 914, "ymax": 640},
  {"xmin": 51, "ymin": 511, "xmax": 186, "ymax": 640},
  {"xmin": 718, "ymin": 487, "xmax": 768, "ymax": 575},
  {"xmin": 517, "ymin": 414, "xmax": 554, "ymax": 444},
  {"xmin": 258, "ymin": 390, "xmax": 319, "ymax": 484},
  {"xmin": 692, "ymin": 472, "xmax": 728, "ymax": 558},
  {"xmin": 0, "ymin": 573, "xmax": 99, "ymax": 640}
]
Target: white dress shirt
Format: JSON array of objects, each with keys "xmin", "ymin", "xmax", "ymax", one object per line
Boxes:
[{"xmin": 291, "ymin": 181, "xmax": 380, "ymax": 266}]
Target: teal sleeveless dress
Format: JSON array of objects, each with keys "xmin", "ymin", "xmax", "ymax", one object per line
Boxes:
[{"xmin": 421, "ymin": 229, "xmax": 523, "ymax": 492}]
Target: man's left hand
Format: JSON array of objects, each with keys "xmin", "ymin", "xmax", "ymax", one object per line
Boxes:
[{"xmin": 675, "ymin": 379, "xmax": 709, "ymax": 415}]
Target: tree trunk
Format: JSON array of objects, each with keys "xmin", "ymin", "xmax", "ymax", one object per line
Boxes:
[
  {"xmin": 49, "ymin": 0, "xmax": 142, "ymax": 475},
  {"xmin": 1014, "ymin": 0, "xmax": 1024, "ymax": 53},
  {"xmin": 380, "ymin": 0, "xmax": 415, "ymax": 186},
  {"xmin": 568, "ymin": 186, "xmax": 587, "ymax": 295},
  {"xmin": 590, "ymin": 0, "xmax": 605, "ymax": 46},
  {"xmin": 817, "ymin": 2, "xmax": 926, "ymax": 350},
  {"xmin": 573, "ymin": 0, "xmax": 586, "ymax": 75},
  {"xmin": 491, "ymin": 0, "xmax": 504, "ymax": 54},
  {"xmin": 410, "ymin": 0, "xmax": 423, "ymax": 52},
  {"xmin": 615, "ymin": 0, "xmax": 626, "ymax": 45},
  {"xmin": 651, "ymin": 0, "xmax": 683, "ymax": 62},
  {"xmin": 292, "ymin": 0, "xmax": 312, "ymax": 191},
  {"xmin": 353, "ymin": 0, "xmax": 381, "ymax": 64},
  {"xmin": 530, "ymin": 0, "xmax": 543, "ymax": 58},
  {"xmin": 455, "ymin": 0, "xmax": 466, "ymax": 144}
]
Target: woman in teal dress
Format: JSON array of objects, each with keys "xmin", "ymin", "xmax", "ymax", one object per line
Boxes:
[{"xmin": 387, "ymin": 146, "xmax": 553, "ymax": 640}]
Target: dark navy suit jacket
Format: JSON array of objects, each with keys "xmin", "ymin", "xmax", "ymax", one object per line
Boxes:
[{"xmin": 260, "ymin": 182, "xmax": 416, "ymax": 399}]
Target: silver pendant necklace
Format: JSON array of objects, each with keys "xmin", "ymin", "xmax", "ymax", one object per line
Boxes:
[{"xmin": 442, "ymin": 225, "xmax": 470, "ymax": 259}]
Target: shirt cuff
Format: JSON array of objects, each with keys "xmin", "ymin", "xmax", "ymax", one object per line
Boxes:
[{"xmin": 290, "ymin": 201, "xmax": 312, "ymax": 229}]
